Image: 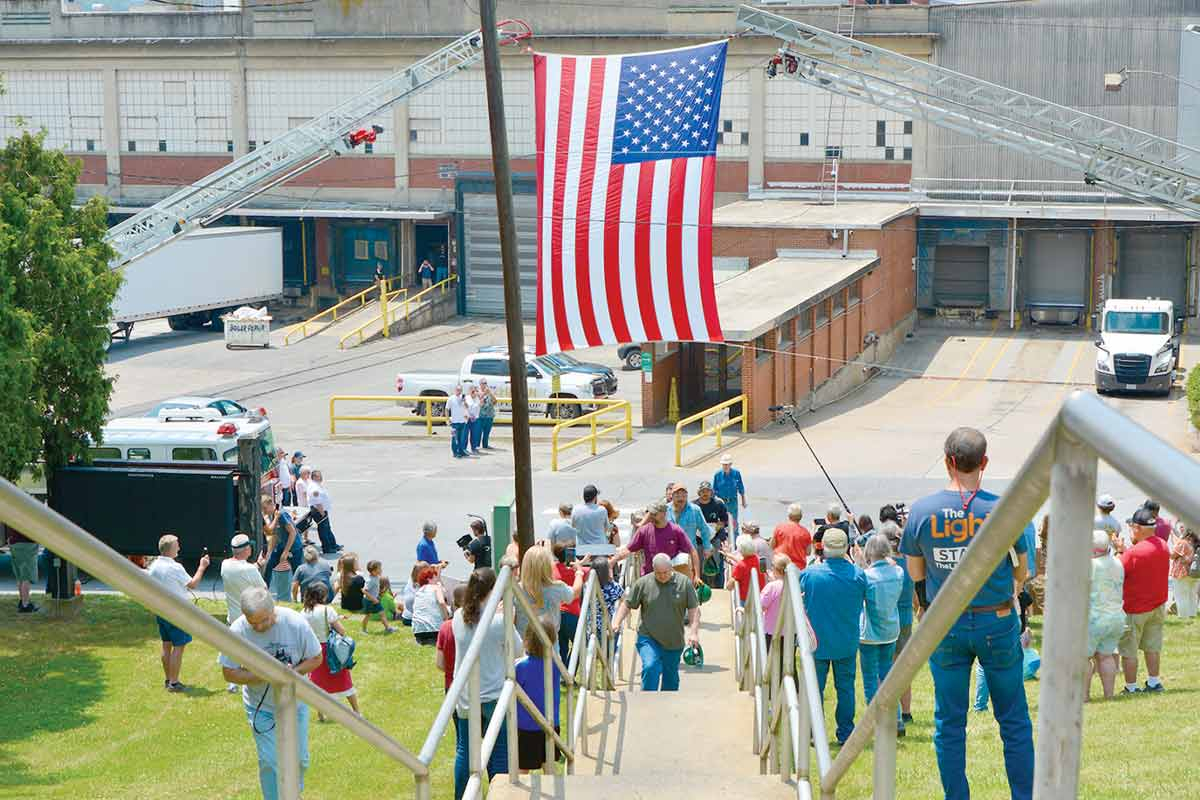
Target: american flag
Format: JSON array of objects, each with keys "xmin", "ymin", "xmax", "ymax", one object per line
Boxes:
[{"xmin": 533, "ymin": 40, "xmax": 728, "ymax": 356}]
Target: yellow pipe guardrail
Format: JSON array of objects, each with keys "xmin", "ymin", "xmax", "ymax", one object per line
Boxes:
[
  {"xmin": 330, "ymin": 394, "xmax": 628, "ymax": 437},
  {"xmin": 550, "ymin": 400, "xmax": 632, "ymax": 471},
  {"xmin": 339, "ymin": 274, "xmax": 457, "ymax": 349},
  {"xmin": 281, "ymin": 277, "xmax": 404, "ymax": 346},
  {"xmin": 674, "ymin": 393, "xmax": 747, "ymax": 467}
]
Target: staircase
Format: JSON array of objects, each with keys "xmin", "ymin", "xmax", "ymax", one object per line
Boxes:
[
  {"xmin": 817, "ymin": 2, "xmax": 856, "ymax": 205},
  {"xmin": 488, "ymin": 589, "xmax": 798, "ymax": 800}
]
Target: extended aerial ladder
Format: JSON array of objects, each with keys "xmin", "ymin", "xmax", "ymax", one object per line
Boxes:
[
  {"xmin": 740, "ymin": 5, "xmax": 1200, "ymax": 220},
  {"xmin": 104, "ymin": 19, "xmax": 531, "ymax": 269}
]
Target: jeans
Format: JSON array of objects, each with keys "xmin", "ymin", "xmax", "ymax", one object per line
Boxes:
[
  {"xmin": 468, "ymin": 418, "xmax": 481, "ymax": 451},
  {"xmin": 480, "ymin": 416, "xmax": 494, "ymax": 448},
  {"xmin": 636, "ymin": 634, "xmax": 683, "ymax": 691},
  {"xmin": 315, "ymin": 512, "xmax": 339, "ymax": 553},
  {"xmin": 269, "ymin": 568, "xmax": 292, "ymax": 602},
  {"xmin": 721, "ymin": 497, "xmax": 739, "ymax": 526},
  {"xmin": 814, "ymin": 655, "xmax": 857, "ymax": 744},
  {"xmin": 559, "ymin": 611, "xmax": 579, "ymax": 669},
  {"xmin": 244, "ymin": 701, "xmax": 309, "ymax": 800},
  {"xmin": 929, "ymin": 610, "xmax": 1033, "ymax": 800},
  {"xmin": 451, "ymin": 422, "xmax": 468, "ymax": 457},
  {"xmin": 454, "ymin": 700, "xmax": 509, "ymax": 800},
  {"xmin": 859, "ymin": 641, "xmax": 900, "ymax": 729},
  {"xmin": 973, "ymin": 663, "xmax": 990, "ymax": 711},
  {"xmin": 280, "ymin": 487, "xmax": 294, "ymax": 507}
]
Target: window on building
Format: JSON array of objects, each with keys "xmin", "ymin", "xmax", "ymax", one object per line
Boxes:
[
  {"xmin": 815, "ymin": 300, "xmax": 829, "ymax": 328},
  {"xmin": 172, "ymin": 447, "xmax": 217, "ymax": 462},
  {"xmin": 777, "ymin": 319, "xmax": 793, "ymax": 352},
  {"xmin": 754, "ymin": 333, "xmax": 770, "ymax": 361},
  {"xmin": 824, "ymin": 145, "xmax": 842, "ymax": 159},
  {"xmin": 875, "ymin": 120, "xmax": 886, "ymax": 148},
  {"xmin": 354, "ymin": 240, "xmax": 369, "ymax": 260},
  {"xmin": 127, "ymin": 140, "xmax": 137, "ymax": 152},
  {"xmin": 248, "ymin": 140, "xmax": 257, "ymax": 151},
  {"xmin": 849, "ymin": 280, "xmax": 861, "ymax": 307},
  {"xmin": 797, "ymin": 307, "xmax": 813, "ymax": 339},
  {"xmin": 158, "ymin": 140, "xmax": 167, "ymax": 152},
  {"xmin": 799, "ymin": 132, "xmax": 809, "ymax": 146},
  {"xmin": 364, "ymin": 143, "xmax": 373, "ymax": 154},
  {"xmin": 832, "ymin": 289, "xmax": 846, "ymax": 318},
  {"xmin": 226, "ymin": 140, "xmax": 234, "ymax": 153},
  {"xmin": 374, "ymin": 241, "xmax": 388, "ymax": 261},
  {"xmin": 86, "ymin": 139, "xmax": 95, "ymax": 152}
]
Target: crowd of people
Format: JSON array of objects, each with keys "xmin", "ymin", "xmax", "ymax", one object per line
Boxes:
[{"xmin": 134, "ymin": 426, "xmax": 1200, "ymax": 800}]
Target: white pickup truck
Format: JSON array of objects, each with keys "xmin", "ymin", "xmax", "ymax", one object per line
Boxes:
[
  {"xmin": 395, "ymin": 353, "xmax": 616, "ymax": 419},
  {"xmin": 1093, "ymin": 299, "xmax": 1184, "ymax": 396}
]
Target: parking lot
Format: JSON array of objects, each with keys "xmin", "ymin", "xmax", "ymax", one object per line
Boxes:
[{"xmin": 86, "ymin": 315, "xmax": 1200, "ymax": 586}]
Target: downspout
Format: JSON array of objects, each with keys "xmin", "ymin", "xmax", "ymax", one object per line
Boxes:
[{"xmin": 1009, "ymin": 218, "xmax": 1018, "ymax": 330}]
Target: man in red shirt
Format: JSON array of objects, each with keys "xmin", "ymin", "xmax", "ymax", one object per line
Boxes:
[
  {"xmin": 1119, "ymin": 507, "xmax": 1170, "ymax": 694},
  {"xmin": 772, "ymin": 503, "xmax": 812, "ymax": 569}
]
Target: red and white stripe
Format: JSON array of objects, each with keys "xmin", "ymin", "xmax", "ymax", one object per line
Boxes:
[{"xmin": 533, "ymin": 52, "xmax": 723, "ymax": 356}]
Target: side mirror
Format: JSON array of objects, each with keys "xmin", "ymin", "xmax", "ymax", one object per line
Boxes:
[
  {"xmin": 1174, "ymin": 317, "xmax": 1184, "ymax": 334},
  {"xmin": 1090, "ymin": 312, "xmax": 1099, "ymax": 330}
]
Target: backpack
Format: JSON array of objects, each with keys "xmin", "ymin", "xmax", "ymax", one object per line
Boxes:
[
  {"xmin": 325, "ymin": 610, "xmax": 357, "ymax": 675},
  {"xmin": 1188, "ymin": 547, "xmax": 1200, "ymax": 580}
]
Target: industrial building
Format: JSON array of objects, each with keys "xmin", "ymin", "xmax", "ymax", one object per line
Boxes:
[{"xmin": 1, "ymin": 0, "xmax": 1196, "ymax": 428}]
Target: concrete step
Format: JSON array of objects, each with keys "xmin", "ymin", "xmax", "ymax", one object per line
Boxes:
[{"xmin": 486, "ymin": 772, "xmax": 798, "ymax": 800}]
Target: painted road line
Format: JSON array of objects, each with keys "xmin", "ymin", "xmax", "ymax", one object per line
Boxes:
[
  {"xmin": 1043, "ymin": 339, "xmax": 1087, "ymax": 411},
  {"xmin": 933, "ymin": 318, "xmax": 1000, "ymax": 405}
]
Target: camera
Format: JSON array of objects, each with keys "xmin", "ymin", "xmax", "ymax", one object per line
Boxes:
[
  {"xmin": 456, "ymin": 534, "xmax": 472, "ymax": 550},
  {"xmin": 560, "ymin": 546, "xmax": 577, "ymax": 564},
  {"xmin": 271, "ymin": 647, "xmax": 291, "ymax": 666}
]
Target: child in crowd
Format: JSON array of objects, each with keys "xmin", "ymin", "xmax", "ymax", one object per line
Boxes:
[
  {"xmin": 590, "ymin": 558, "xmax": 625, "ymax": 642},
  {"xmin": 301, "ymin": 584, "xmax": 359, "ymax": 720},
  {"xmin": 362, "ymin": 559, "xmax": 395, "ymax": 634},
  {"xmin": 379, "ymin": 577, "xmax": 399, "ymax": 621},
  {"xmin": 514, "ymin": 615, "xmax": 562, "ymax": 773},
  {"xmin": 399, "ymin": 562, "xmax": 427, "ymax": 628},
  {"xmin": 336, "ymin": 553, "xmax": 365, "ymax": 614}
]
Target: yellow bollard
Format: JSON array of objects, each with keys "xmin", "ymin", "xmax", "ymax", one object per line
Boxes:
[
  {"xmin": 668, "ymin": 377, "xmax": 679, "ymax": 424},
  {"xmin": 379, "ymin": 280, "xmax": 389, "ymax": 339}
]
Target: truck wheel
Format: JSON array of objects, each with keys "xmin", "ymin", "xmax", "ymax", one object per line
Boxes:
[
  {"xmin": 209, "ymin": 310, "xmax": 226, "ymax": 332},
  {"xmin": 624, "ymin": 347, "xmax": 642, "ymax": 370},
  {"xmin": 548, "ymin": 399, "xmax": 581, "ymax": 420},
  {"xmin": 167, "ymin": 314, "xmax": 188, "ymax": 331},
  {"xmin": 418, "ymin": 393, "xmax": 448, "ymax": 420}
]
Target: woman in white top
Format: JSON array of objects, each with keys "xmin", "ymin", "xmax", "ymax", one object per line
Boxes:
[
  {"xmin": 1087, "ymin": 530, "xmax": 1126, "ymax": 701},
  {"xmin": 301, "ymin": 583, "xmax": 359, "ymax": 719},
  {"xmin": 513, "ymin": 544, "xmax": 580, "ymax": 637},
  {"xmin": 452, "ymin": 567, "xmax": 522, "ymax": 798},
  {"xmin": 411, "ymin": 565, "xmax": 451, "ymax": 645}
]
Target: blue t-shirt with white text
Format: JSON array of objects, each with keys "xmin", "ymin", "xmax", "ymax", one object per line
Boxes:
[{"xmin": 899, "ymin": 489, "xmax": 1029, "ymax": 609}]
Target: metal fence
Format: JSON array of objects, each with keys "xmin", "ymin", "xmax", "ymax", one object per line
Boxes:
[
  {"xmin": 732, "ymin": 390, "xmax": 1200, "ymax": 799},
  {"xmin": 674, "ymin": 394, "xmax": 747, "ymax": 467}
]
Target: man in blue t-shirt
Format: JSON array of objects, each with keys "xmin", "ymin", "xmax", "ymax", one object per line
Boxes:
[
  {"xmin": 416, "ymin": 520, "xmax": 440, "ymax": 566},
  {"xmin": 899, "ymin": 427, "xmax": 1033, "ymax": 800}
]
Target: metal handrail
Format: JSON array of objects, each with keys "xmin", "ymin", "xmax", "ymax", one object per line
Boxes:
[
  {"xmin": 0, "ymin": 475, "xmax": 429, "ymax": 800},
  {"xmin": 744, "ymin": 390, "xmax": 1200, "ymax": 799},
  {"xmin": 339, "ymin": 274, "xmax": 457, "ymax": 349},
  {"xmin": 673, "ymin": 394, "xmax": 748, "ymax": 467},
  {"xmin": 282, "ymin": 277, "xmax": 403, "ymax": 345},
  {"xmin": 550, "ymin": 401, "xmax": 633, "ymax": 471},
  {"xmin": 329, "ymin": 395, "xmax": 628, "ymax": 436},
  {"xmin": 417, "ymin": 563, "xmax": 616, "ymax": 800}
]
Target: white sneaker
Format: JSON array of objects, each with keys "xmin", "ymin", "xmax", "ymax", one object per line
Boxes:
[{"xmin": 227, "ymin": 683, "xmax": 239, "ymax": 694}]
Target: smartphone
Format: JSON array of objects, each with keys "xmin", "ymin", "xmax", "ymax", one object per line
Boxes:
[{"xmin": 564, "ymin": 546, "xmax": 577, "ymax": 563}]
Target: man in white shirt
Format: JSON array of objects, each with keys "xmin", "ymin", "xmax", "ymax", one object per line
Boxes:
[
  {"xmin": 220, "ymin": 587, "xmax": 322, "ymax": 800},
  {"xmin": 221, "ymin": 533, "xmax": 267, "ymax": 692},
  {"xmin": 447, "ymin": 385, "xmax": 469, "ymax": 459},
  {"xmin": 306, "ymin": 469, "xmax": 342, "ymax": 554},
  {"xmin": 147, "ymin": 534, "xmax": 209, "ymax": 692},
  {"xmin": 275, "ymin": 449, "xmax": 294, "ymax": 507},
  {"xmin": 294, "ymin": 465, "xmax": 312, "ymax": 508}
]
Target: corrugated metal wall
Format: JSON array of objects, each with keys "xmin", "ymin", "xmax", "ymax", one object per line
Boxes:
[{"xmin": 917, "ymin": 0, "xmax": 1199, "ymax": 193}]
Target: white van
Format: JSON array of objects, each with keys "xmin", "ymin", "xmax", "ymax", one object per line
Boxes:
[{"xmin": 92, "ymin": 409, "xmax": 276, "ymax": 470}]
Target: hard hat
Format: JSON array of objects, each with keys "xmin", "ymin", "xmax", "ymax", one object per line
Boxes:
[{"xmin": 683, "ymin": 643, "xmax": 704, "ymax": 667}]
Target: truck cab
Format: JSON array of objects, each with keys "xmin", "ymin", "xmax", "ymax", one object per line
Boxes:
[{"xmin": 1093, "ymin": 299, "xmax": 1183, "ymax": 396}]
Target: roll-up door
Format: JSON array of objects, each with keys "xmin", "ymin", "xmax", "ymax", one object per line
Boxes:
[
  {"xmin": 933, "ymin": 245, "xmax": 989, "ymax": 307},
  {"xmin": 1024, "ymin": 230, "xmax": 1090, "ymax": 324},
  {"xmin": 1119, "ymin": 230, "xmax": 1189, "ymax": 313},
  {"xmin": 462, "ymin": 191, "xmax": 538, "ymax": 317}
]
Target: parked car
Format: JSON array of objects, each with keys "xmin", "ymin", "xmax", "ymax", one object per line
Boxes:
[
  {"xmin": 618, "ymin": 344, "xmax": 642, "ymax": 371},
  {"xmin": 145, "ymin": 396, "xmax": 250, "ymax": 418},
  {"xmin": 396, "ymin": 353, "xmax": 614, "ymax": 419},
  {"xmin": 477, "ymin": 345, "xmax": 617, "ymax": 395}
]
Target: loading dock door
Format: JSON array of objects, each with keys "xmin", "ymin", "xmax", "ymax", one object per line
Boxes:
[
  {"xmin": 1119, "ymin": 230, "xmax": 1189, "ymax": 314},
  {"xmin": 933, "ymin": 245, "xmax": 989, "ymax": 307},
  {"xmin": 1024, "ymin": 230, "xmax": 1090, "ymax": 324},
  {"xmin": 462, "ymin": 191, "xmax": 538, "ymax": 317}
]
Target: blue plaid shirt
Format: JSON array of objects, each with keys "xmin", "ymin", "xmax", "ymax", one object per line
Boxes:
[{"xmin": 668, "ymin": 501, "xmax": 713, "ymax": 552}]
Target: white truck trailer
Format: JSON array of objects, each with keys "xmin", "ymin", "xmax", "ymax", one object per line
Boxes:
[{"xmin": 109, "ymin": 226, "xmax": 283, "ymax": 340}]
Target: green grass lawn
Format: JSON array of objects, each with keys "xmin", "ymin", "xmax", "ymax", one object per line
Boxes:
[
  {"xmin": 0, "ymin": 596, "xmax": 455, "ymax": 800},
  {"xmin": 3, "ymin": 596, "xmax": 1200, "ymax": 799}
]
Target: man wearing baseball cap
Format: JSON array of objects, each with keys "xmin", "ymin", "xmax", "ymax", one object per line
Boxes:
[
  {"xmin": 694, "ymin": 481, "xmax": 730, "ymax": 587},
  {"xmin": 899, "ymin": 427, "xmax": 1034, "ymax": 800},
  {"xmin": 798, "ymin": 528, "xmax": 866, "ymax": 746},
  {"xmin": 1118, "ymin": 506, "xmax": 1170, "ymax": 694},
  {"xmin": 666, "ymin": 483, "xmax": 713, "ymax": 561},
  {"xmin": 1095, "ymin": 495, "xmax": 1123, "ymax": 548},
  {"xmin": 222, "ymin": 533, "xmax": 267, "ymax": 627},
  {"xmin": 613, "ymin": 501, "xmax": 697, "ymax": 581}
]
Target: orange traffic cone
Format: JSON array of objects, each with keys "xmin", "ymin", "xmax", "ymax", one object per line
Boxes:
[{"xmin": 74, "ymin": 578, "xmax": 82, "ymax": 597}]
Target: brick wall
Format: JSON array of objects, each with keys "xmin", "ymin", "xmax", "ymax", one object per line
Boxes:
[{"xmin": 640, "ymin": 345, "xmax": 681, "ymax": 427}]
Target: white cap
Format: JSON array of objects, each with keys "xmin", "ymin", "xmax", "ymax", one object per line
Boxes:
[
  {"xmin": 720, "ymin": 454, "xmax": 733, "ymax": 465},
  {"xmin": 1097, "ymin": 494, "xmax": 1116, "ymax": 510}
]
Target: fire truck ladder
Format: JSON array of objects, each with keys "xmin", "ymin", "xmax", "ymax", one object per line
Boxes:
[
  {"xmin": 738, "ymin": 5, "xmax": 1200, "ymax": 220},
  {"xmin": 817, "ymin": 1, "xmax": 855, "ymax": 204},
  {"xmin": 104, "ymin": 20, "xmax": 532, "ymax": 269}
]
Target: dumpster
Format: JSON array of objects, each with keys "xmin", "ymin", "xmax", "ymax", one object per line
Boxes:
[{"xmin": 223, "ymin": 315, "xmax": 272, "ymax": 349}]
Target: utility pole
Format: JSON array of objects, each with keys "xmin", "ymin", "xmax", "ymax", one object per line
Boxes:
[{"xmin": 478, "ymin": 0, "xmax": 535, "ymax": 556}]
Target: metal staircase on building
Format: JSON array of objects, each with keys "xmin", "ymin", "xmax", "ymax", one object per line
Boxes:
[{"xmin": 816, "ymin": 2, "xmax": 855, "ymax": 205}]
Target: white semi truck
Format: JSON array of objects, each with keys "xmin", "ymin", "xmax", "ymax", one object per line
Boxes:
[
  {"xmin": 109, "ymin": 226, "xmax": 283, "ymax": 341},
  {"xmin": 1093, "ymin": 299, "xmax": 1184, "ymax": 396}
]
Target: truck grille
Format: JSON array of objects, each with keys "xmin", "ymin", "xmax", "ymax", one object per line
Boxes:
[{"xmin": 1113, "ymin": 353, "xmax": 1151, "ymax": 385}]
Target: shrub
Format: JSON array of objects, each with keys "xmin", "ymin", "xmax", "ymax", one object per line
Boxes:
[{"xmin": 1187, "ymin": 365, "xmax": 1200, "ymax": 430}]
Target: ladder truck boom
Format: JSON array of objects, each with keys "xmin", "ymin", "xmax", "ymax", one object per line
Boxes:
[
  {"xmin": 737, "ymin": 5, "xmax": 1200, "ymax": 220},
  {"xmin": 104, "ymin": 19, "xmax": 532, "ymax": 269}
]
